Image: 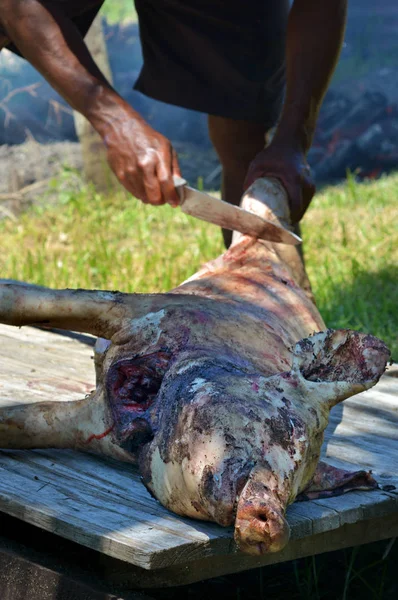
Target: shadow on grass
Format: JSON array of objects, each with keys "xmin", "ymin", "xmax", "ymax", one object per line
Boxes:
[
  {"xmin": 305, "ymin": 264, "xmax": 397, "ymax": 458},
  {"xmin": 316, "ymin": 264, "xmax": 398, "ymax": 362}
]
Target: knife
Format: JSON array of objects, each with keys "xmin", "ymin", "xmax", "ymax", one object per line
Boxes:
[{"xmin": 173, "ymin": 176, "xmax": 301, "ymax": 246}]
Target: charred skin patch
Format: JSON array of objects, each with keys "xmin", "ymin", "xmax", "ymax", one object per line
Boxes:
[
  {"xmin": 199, "ymin": 458, "xmax": 254, "ymax": 525},
  {"xmin": 201, "ymin": 465, "xmax": 215, "ymax": 500},
  {"xmin": 308, "ymin": 406, "xmax": 320, "ymax": 429},
  {"xmin": 268, "ymin": 403, "xmax": 306, "ymax": 456},
  {"xmin": 152, "ymin": 357, "xmax": 250, "ymax": 465},
  {"xmin": 106, "ymin": 351, "xmax": 170, "ymax": 454}
]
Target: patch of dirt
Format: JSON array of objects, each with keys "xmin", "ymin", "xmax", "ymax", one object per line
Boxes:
[
  {"xmin": 0, "ymin": 139, "xmax": 221, "ymax": 220},
  {"xmin": 0, "ymin": 140, "xmax": 84, "ymax": 218},
  {"xmin": 0, "ymin": 140, "xmax": 83, "ymax": 194}
]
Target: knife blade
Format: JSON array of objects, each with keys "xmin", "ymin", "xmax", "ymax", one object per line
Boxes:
[{"xmin": 173, "ymin": 176, "xmax": 301, "ymax": 246}]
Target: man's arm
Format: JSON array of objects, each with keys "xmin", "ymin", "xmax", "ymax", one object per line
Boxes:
[
  {"xmin": 246, "ymin": 0, "xmax": 347, "ymax": 223},
  {"xmin": 0, "ymin": 0, "xmax": 181, "ymax": 206}
]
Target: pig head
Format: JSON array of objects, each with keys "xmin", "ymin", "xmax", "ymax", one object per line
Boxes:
[
  {"xmin": 138, "ymin": 329, "xmax": 388, "ymax": 555},
  {"xmin": 0, "ymin": 178, "xmax": 390, "ymax": 556}
]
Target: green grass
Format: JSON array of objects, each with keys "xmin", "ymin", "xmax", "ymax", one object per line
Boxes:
[
  {"xmin": 302, "ymin": 172, "xmax": 397, "ymax": 359},
  {"xmin": 1, "ymin": 172, "xmax": 397, "ymax": 358},
  {"xmin": 100, "ymin": 0, "xmax": 137, "ymax": 24}
]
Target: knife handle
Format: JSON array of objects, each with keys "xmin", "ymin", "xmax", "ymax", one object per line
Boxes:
[{"xmin": 173, "ymin": 175, "xmax": 188, "ymax": 202}]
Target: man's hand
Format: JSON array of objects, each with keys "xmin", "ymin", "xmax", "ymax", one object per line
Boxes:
[
  {"xmin": 102, "ymin": 112, "xmax": 181, "ymax": 206},
  {"xmin": 243, "ymin": 0, "xmax": 347, "ymax": 224},
  {"xmin": 0, "ymin": 0, "xmax": 182, "ymax": 207},
  {"xmin": 244, "ymin": 143, "xmax": 315, "ymax": 224}
]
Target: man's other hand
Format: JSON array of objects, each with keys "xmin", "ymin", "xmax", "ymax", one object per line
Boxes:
[{"xmin": 244, "ymin": 144, "xmax": 315, "ymax": 224}]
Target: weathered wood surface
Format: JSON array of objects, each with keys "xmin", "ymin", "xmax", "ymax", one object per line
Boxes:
[{"xmin": 0, "ymin": 324, "xmax": 397, "ymax": 577}]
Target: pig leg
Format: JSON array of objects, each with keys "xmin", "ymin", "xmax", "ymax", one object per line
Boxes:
[
  {"xmin": 236, "ymin": 178, "xmax": 315, "ymax": 301},
  {"xmin": 0, "ymin": 281, "xmax": 167, "ymax": 339},
  {"xmin": 275, "ymin": 234, "xmax": 315, "ymax": 303},
  {"xmin": 297, "ymin": 461, "xmax": 378, "ymax": 501},
  {"xmin": 291, "ymin": 329, "xmax": 390, "ymax": 500},
  {"xmin": 251, "ymin": 330, "xmax": 390, "ymax": 419},
  {"xmin": 0, "ymin": 395, "xmax": 133, "ymax": 462},
  {"xmin": 0, "ymin": 398, "xmax": 92, "ymax": 449}
]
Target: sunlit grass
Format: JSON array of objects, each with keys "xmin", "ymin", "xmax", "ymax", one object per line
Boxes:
[
  {"xmin": 100, "ymin": 1, "xmax": 137, "ymax": 24},
  {"xmin": 302, "ymin": 172, "xmax": 397, "ymax": 359},
  {"xmin": 1, "ymin": 172, "xmax": 397, "ymax": 357},
  {"xmin": 0, "ymin": 180, "xmax": 224, "ymax": 292}
]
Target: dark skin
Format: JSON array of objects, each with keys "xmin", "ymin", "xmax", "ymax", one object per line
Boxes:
[
  {"xmin": 0, "ymin": 0, "xmax": 347, "ymax": 222},
  {"xmin": 245, "ymin": 0, "xmax": 347, "ymax": 222}
]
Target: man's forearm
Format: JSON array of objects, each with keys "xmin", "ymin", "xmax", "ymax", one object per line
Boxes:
[
  {"xmin": 0, "ymin": 0, "xmax": 138, "ymax": 135},
  {"xmin": 0, "ymin": 1, "xmax": 181, "ymax": 205},
  {"xmin": 272, "ymin": 0, "xmax": 347, "ymax": 153}
]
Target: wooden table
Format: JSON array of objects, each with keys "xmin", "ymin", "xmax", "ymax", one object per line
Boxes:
[{"xmin": 0, "ymin": 324, "xmax": 397, "ymax": 591}]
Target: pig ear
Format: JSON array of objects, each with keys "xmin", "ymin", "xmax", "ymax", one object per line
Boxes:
[
  {"xmin": 0, "ymin": 281, "xmax": 160, "ymax": 339},
  {"xmin": 291, "ymin": 329, "xmax": 390, "ymax": 407}
]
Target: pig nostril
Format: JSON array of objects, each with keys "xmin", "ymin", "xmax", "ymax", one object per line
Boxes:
[{"xmin": 257, "ymin": 514, "xmax": 268, "ymax": 523}]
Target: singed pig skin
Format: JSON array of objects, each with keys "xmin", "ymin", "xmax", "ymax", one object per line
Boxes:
[
  {"xmin": 0, "ymin": 179, "xmax": 390, "ymax": 556},
  {"xmin": 137, "ymin": 328, "xmax": 387, "ymax": 555},
  {"xmin": 98, "ymin": 237, "xmax": 388, "ymax": 555}
]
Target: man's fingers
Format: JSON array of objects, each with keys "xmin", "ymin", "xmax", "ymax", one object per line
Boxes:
[
  {"xmin": 158, "ymin": 145, "xmax": 181, "ymax": 208},
  {"xmin": 159, "ymin": 172, "xmax": 180, "ymax": 208},
  {"xmin": 116, "ymin": 167, "xmax": 145, "ymax": 201},
  {"xmin": 172, "ymin": 148, "xmax": 182, "ymax": 178},
  {"xmin": 143, "ymin": 163, "xmax": 164, "ymax": 206},
  {"xmin": 105, "ymin": 127, "xmax": 181, "ymax": 207}
]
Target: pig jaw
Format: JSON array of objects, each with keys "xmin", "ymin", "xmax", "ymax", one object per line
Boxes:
[
  {"xmin": 138, "ymin": 359, "xmax": 328, "ymax": 537},
  {"xmin": 138, "ymin": 358, "xmax": 265, "ymax": 525}
]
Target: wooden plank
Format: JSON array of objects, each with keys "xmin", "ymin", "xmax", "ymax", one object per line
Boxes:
[
  {"xmin": 0, "ymin": 451, "xmax": 232, "ymax": 567},
  {"xmin": 122, "ymin": 513, "xmax": 398, "ymax": 588},
  {"xmin": 0, "ymin": 325, "xmax": 95, "ymax": 404},
  {"xmin": 0, "ymin": 324, "xmax": 397, "ymax": 573},
  {"xmin": 1, "ymin": 507, "xmax": 397, "ymax": 591}
]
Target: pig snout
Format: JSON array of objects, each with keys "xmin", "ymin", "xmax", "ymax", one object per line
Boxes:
[
  {"xmin": 234, "ymin": 463, "xmax": 291, "ymax": 555},
  {"xmin": 235, "ymin": 491, "xmax": 290, "ymax": 556}
]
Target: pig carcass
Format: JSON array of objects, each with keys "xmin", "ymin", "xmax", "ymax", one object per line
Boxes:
[{"xmin": 0, "ymin": 178, "xmax": 390, "ymax": 556}]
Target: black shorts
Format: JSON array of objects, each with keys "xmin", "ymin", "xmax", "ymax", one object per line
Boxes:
[
  {"xmin": 134, "ymin": 0, "xmax": 289, "ymax": 125},
  {"xmin": 1, "ymin": 1, "xmax": 105, "ymax": 55},
  {"xmin": 2, "ymin": 0, "xmax": 289, "ymax": 126}
]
